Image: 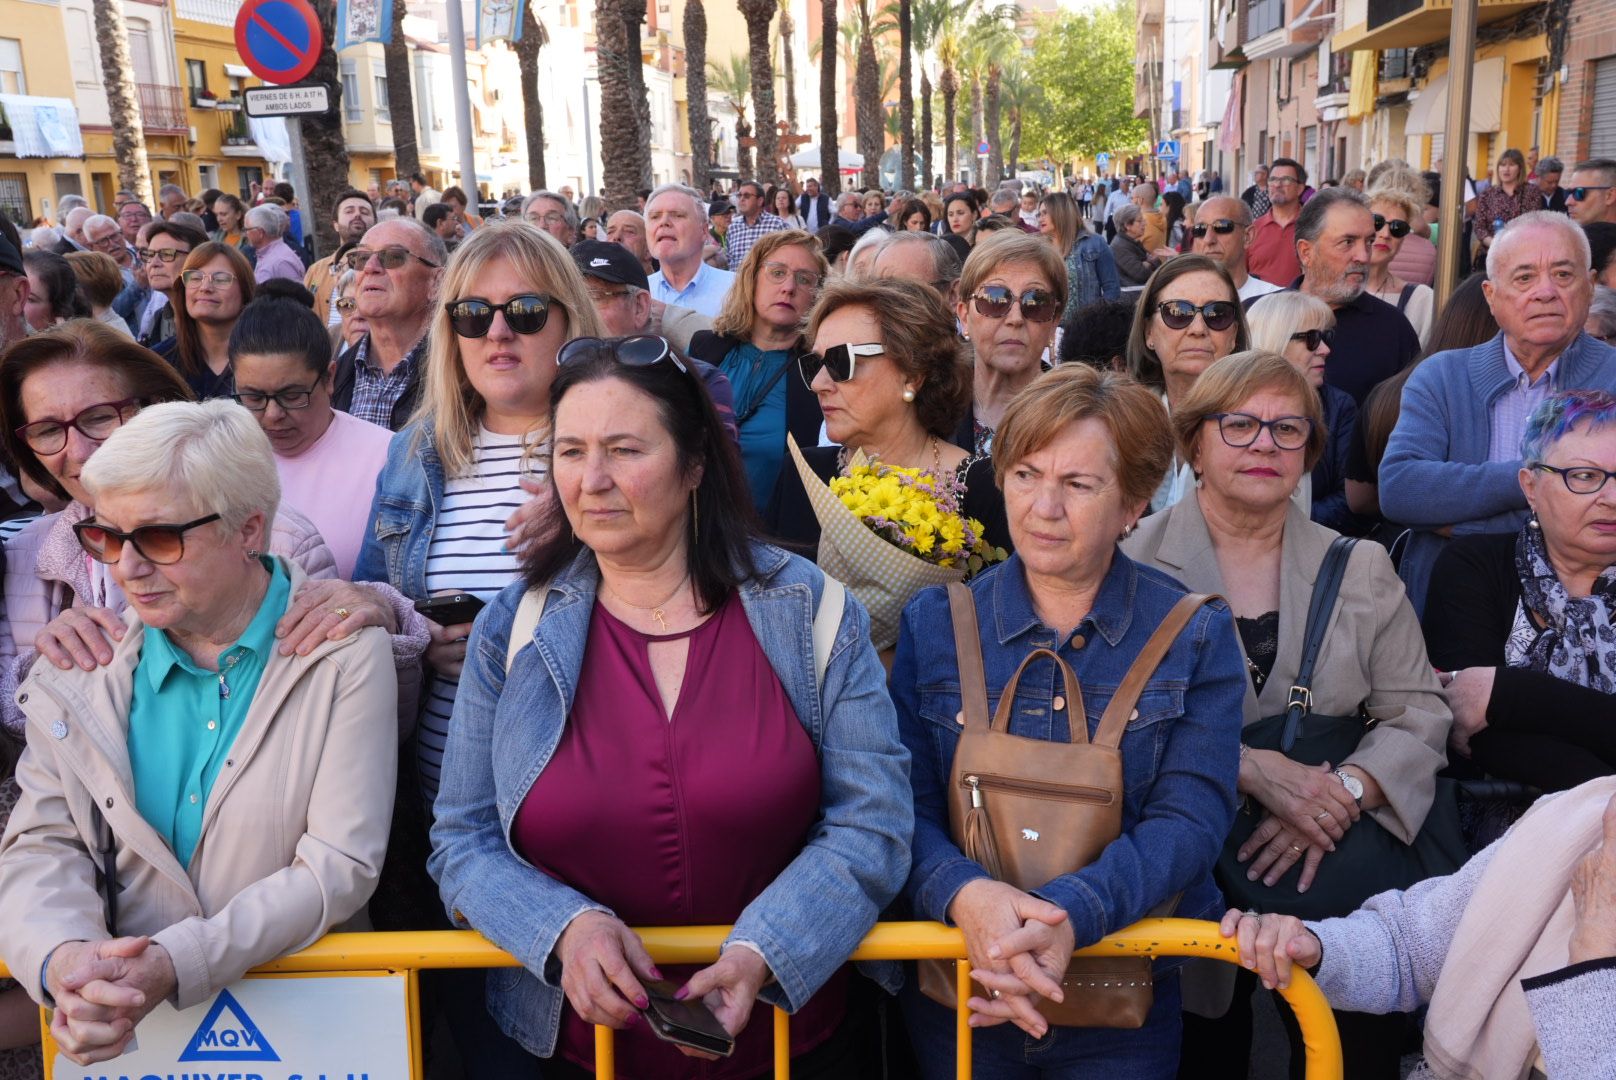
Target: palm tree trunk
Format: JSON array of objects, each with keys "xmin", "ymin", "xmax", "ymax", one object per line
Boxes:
[
  {"xmin": 622, "ymin": 0, "xmax": 653, "ymax": 190},
  {"xmin": 1006, "ymin": 108, "xmax": 1021, "ymax": 178},
  {"xmin": 941, "ymin": 69, "xmax": 956, "ymax": 185},
  {"xmin": 597, "ymin": 0, "xmax": 651, "ymax": 208},
  {"xmin": 685, "ymin": 0, "xmax": 711, "ymax": 192},
  {"xmin": 819, "ymin": 0, "xmax": 839, "ymax": 196},
  {"xmin": 780, "ymin": 9, "xmax": 797, "ymax": 132},
  {"xmin": 91, "ymin": 0, "xmax": 151, "ymax": 204},
  {"xmin": 898, "ymin": 0, "xmax": 913, "ymax": 191},
  {"xmin": 919, "ymin": 70, "xmax": 932, "ymax": 191},
  {"xmin": 984, "ymin": 65, "xmax": 1002, "ymax": 185},
  {"xmin": 518, "ymin": 2, "xmax": 548, "ymax": 190},
  {"xmin": 736, "ymin": 114, "xmax": 754, "ymax": 179},
  {"xmin": 384, "ymin": 0, "xmax": 419, "ymax": 181},
  {"xmin": 855, "ymin": 13, "xmax": 880, "ymax": 189},
  {"xmin": 303, "ymin": 0, "xmax": 351, "ymax": 255},
  {"xmin": 740, "ymin": 0, "xmax": 778, "ymax": 185}
]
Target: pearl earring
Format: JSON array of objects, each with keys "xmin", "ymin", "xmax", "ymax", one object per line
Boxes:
[
  {"xmin": 902, "ymin": 388, "xmax": 916, "ymax": 402},
  {"xmin": 1528, "ymin": 514, "xmax": 1541, "ymax": 530}
]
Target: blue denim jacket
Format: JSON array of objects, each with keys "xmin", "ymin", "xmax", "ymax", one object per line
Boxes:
[
  {"xmin": 889, "ymin": 552, "xmax": 1243, "ymax": 977},
  {"xmin": 1062, "ymin": 232, "xmax": 1124, "ymax": 324},
  {"xmin": 426, "ymin": 541, "xmax": 913, "ymax": 1058},
  {"xmin": 352, "ymin": 419, "xmax": 441, "ymax": 599}
]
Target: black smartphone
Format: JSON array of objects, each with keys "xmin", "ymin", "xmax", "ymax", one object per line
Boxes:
[
  {"xmin": 639, "ymin": 979, "xmax": 735, "ymax": 1058},
  {"xmin": 413, "ymin": 593, "xmax": 486, "ymax": 626}
]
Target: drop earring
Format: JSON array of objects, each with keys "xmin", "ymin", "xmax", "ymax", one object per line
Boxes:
[{"xmin": 1528, "ymin": 514, "xmax": 1541, "ymax": 530}]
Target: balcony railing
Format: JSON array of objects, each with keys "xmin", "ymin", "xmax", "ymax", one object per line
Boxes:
[
  {"xmin": 137, "ymin": 83, "xmax": 187, "ymax": 133},
  {"xmin": 1379, "ymin": 47, "xmax": 1413, "ymax": 80}
]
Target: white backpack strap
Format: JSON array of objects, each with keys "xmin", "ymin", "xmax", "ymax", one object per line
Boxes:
[
  {"xmin": 505, "ymin": 585, "xmax": 550, "ymax": 672},
  {"xmin": 812, "ymin": 575, "xmax": 845, "ymax": 692}
]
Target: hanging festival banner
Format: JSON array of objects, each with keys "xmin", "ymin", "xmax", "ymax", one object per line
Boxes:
[
  {"xmin": 477, "ymin": 0, "xmax": 527, "ymax": 46},
  {"xmin": 337, "ymin": 0, "xmax": 393, "ymax": 50}
]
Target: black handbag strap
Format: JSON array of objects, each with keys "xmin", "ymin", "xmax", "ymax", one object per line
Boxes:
[
  {"xmin": 92, "ymin": 803, "xmax": 118, "ymax": 937},
  {"xmin": 1280, "ymin": 536, "xmax": 1358, "ymax": 752}
]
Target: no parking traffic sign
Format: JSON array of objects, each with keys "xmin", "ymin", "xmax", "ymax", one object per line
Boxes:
[{"xmin": 234, "ymin": 0, "xmax": 324, "ymax": 86}]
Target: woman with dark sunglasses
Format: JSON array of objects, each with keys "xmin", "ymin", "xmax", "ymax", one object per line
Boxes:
[
  {"xmin": 951, "ymin": 231, "xmax": 1068, "ymax": 456},
  {"xmin": 1364, "ymin": 187, "xmax": 1433, "ymax": 346},
  {"xmin": 0, "ymin": 399, "xmax": 398, "ymax": 1067}
]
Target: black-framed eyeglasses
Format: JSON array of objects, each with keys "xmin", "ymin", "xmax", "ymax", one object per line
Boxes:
[
  {"xmin": 971, "ymin": 285, "xmax": 1060, "ymax": 323},
  {"xmin": 799, "ymin": 342, "xmax": 885, "ymax": 388},
  {"xmin": 1156, "ymin": 299, "xmax": 1239, "ymax": 331},
  {"xmin": 344, "ymin": 245, "xmax": 442, "ymax": 272},
  {"xmin": 1569, "ymin": 186, "xmax": 1614, "ymax": 202},
  {"xmin": 74, "ymin": 513, "xmax": 221, "ymax": 566},
  {"xmin": 137, "ymin": 246, "xmax": 191, "ymax": 264},
  {"xmin": 1191, "ymin": 219, "xmax": 1238, "ymax": 238},
  {"xmin": 557, "ymin": 334, "xmax": 688, "ymax": 373},
  {"xmin": 1372, "ymin": 214, "xmax": 1411, "ymax": 238},
  {"xmin": 231, "ymin": 376, "xmax": 324, "ymax": 413},
  {"xmin": 1205, "ymin": 412, "xmax": 1314, "ymax": 450},
  {"xmin": 15, "ymin": 398, "xmax": 142, "ymax": 455},
  {"xmin": 1289, "ymin": 327, "xmax": 1336, "ymax": 351},
  {"xmin": 445, "ymin": 294, "xmax": 552, "ymax": 337},
  {"xmin": 181, "ymin": 270, "xmax": 237, "ymax": 288},
  {"xmin": 1533, "ymin": 463, "xmax": 1616, "ymax": 494}
]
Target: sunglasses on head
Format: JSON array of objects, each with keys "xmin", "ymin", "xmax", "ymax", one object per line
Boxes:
[
  {"xmin": 73, "ymin": 513, "xmax": 221, "ymax": 566},
  {"xmin": 556, "ymin": 334, "xmax": 688, "ymax": 372},
  {"xmin": 1191, "ymin": 219, "xmax": 1238, "ymax": 238},
  {"xmin": 971, "ymin": 285, "xmax": 1060, "ymax": 323},
  {"xmin": 1372, "ymin": 214, "xmax": 1411, "ymax": 238},
  {"xmin": 1290, "ymin": 327, "xmax": 1336, "ymax": 351},
  {"xmin": 445, "ymin": 294, "xmax": 553, "ymax": 337},
  {"xmin": 1156, "ymin": 299, "xmax": 1238, "ymax": 331},
  {"xmin": 799, "ymin": 342, "xmax": 885, "ymax": 388}
]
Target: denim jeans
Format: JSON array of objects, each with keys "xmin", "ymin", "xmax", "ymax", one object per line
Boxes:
[{"xmin": 898, "ymin": 969, "xmax": 1182, "ymax": 1080}]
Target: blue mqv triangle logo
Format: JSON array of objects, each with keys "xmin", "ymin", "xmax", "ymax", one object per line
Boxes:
[{"xmin": 177, "ymin": 987, "xmax": 281, "ymax": 1062}]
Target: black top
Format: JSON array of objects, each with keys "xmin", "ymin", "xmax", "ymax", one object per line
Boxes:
[
  {"xmin": 1235, "ymin": 610, "xmax": 1280, "ymax": 695},
  {"xmin": 153, "ymin": 337, "xmax": 235, "ymax": 400},
  {"xmin": 767, "ymin": 443, "xmax": 1012, "ymax": 564},
  {"xmin": 1422, "ymin": 532, "xmax": 1616, "ymax": 760},
  {"xmin": 1319, "ymin": 287, "xmax": 1421, "ymax": 407}
]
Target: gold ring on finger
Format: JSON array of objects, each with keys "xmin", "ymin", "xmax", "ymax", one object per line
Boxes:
[
  {"xmin": 1289, "ymin": 843, "xmax": 1304, "ymax": 853},
  {"xmin": 989, "ymin": 989, "xmax": 1002, "ymax": 1000},
  {"xmin": 333, "ymin": 607, "xmax": 351, "ymax": 619}
]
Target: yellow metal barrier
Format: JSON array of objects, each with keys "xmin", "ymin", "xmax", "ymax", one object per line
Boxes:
[{"xmin": 22, "ymin": 918, "xmax": 1343, "ymax": 1079}]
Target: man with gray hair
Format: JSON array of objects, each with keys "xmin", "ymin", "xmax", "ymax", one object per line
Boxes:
[
  {"xmin": 334, "ymin": 216, "xmax": 446, "ymax": 430},
  {"xmin": 645, "ymin": 183, "xmax": 735, "ymax": 317},
  {"xmin": 606, "ymin": 209, "xmax": 656, "ymax": 276},
  {"xmin": 1193, "ymin": 195, "xmax": 1280, "ymax": 301},
  {"xmin": 988, "ymin": 187, "xmax": 1019, "ymax": 220},
  {"xmin": 1535, "ymin": 155, "xmax": 1567, "ymax": 214},
  {"xmin": 1293, "ymin": 186, "xmax": 1420, "ymax": 405},
  {"xmin": 871, "ymin": 230, "xmax": 962, "ymax": 304},
  {"xmin": 55, "ymin": 207, "xmax": 92, "ymax": 255},
  {"xmin": 1382, "ymin": 210, "xmax": 1616, "ymax": 613},
  {"xmin": 1566, "ymin": 158, "xmax": 1616, "ymax": 226},
  {"xmin": 244, "ymin": 203, "xmax": 305, "ymax": 284},
  {"xmin": 158, "ymin": 183, "xmax": 188, "ymax": 221},
  {"xmin": 522, "ymin": 190, "xmax": 577, "ymax": 246}
]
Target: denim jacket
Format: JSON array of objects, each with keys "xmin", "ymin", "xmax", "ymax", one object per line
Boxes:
[
  {"xmin": 353, "ymin": 418, "xmax": 442, "ymax": 599},
  {"xmin": 1062, "ymin": 232, "xmax": 1123, "ymax": 324},
  {"xmin": 426, "ymin": 541, "xmax": 913, "ymax": 1058},
  {"xmin": 889, "ymin": 552, "xmax": 1244, "ymax": 978}
]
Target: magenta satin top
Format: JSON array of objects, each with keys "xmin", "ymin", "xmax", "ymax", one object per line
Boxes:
[{"xmin": 513, "ymin": 590, "xmax": 846, "ymax": 1079}]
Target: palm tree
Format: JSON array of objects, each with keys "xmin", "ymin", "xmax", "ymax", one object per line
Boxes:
[
  {"xmin": 517, "ymin": 2, "xmax": 550, "ymax": 190},
  {"xmin": 383, "ymin": 0, "xmax": 420, "ymax": 182},
  {"xmin": 935, "ymin": 21, "xmax": 961, "ymax": 184},
  {"xmin": 851, "ymin": 0, "xmax": 894, "ymax": 189},
  {"xmin": 909, "ymin": 0, "xmax": 967, "ymax": 190},
  {"xmin": 685, "ymin": 0, "xmax": 712, "ymax": 191},
  {"xmin": 709, "ymin": 54, "xmax": 753, "ymax": 179},
  {"xmin": 973, "ymin": 6, "xmax": 1016, "ymax": 185},
  {"xmin": 304, "ymin": 0, "xmax": 351, "ymax": 254},
  {"xmin": 91, "ymin": 0, "xmax": 151, "ymax": 204},
  {"xmin": 999, "ymin": 57, "xmax": 1034, "ymax": 178},
  {"xmin": 817, "ymin": 0, "xmax": 839, "ymax": 195},
  {"xmin": 777, "ymin": 0, "xmax": 798, "ymax": 132},
  {"xmin": 739, "ymin": 0, "xmax": 779, "ymax": 185},
  {"xmin": 897, "ymin": 0, "xmax": 914, "ymax": 191},
  {"xmin": 597, "ymin": 0, "xmax": 652, "ymax": 207}
]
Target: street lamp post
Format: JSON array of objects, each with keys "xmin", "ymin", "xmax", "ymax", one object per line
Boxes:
[
  {"xmin": 1435, "ymin": 0, "xmax": 1478, "ymax": 311},
  {"xmin": 445, "ymin": 0, "xmax": 478, "ymax": 198}
]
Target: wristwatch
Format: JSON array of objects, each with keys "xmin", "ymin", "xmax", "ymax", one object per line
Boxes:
[{"xmin": 1333, "ymin": 768, "xmax": 1364, "ymax": 805}]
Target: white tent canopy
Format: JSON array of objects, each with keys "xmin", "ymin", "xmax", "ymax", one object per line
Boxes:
[{"xmin": 789, "ymin": 145, "xmax": 865, "ymax": 173}]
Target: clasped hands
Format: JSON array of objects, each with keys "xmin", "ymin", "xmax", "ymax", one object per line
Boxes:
[
  {"xmin": 1238, "ymin": 750, "xmax": 1363, "ymax": 893},
  {"xmin": 44, "ymin": 936, "xmax": 177, "ymax": 1064},
  {"xmin": 948, "ymin": 878, "xmax": 1076, "ymax": 1039}
]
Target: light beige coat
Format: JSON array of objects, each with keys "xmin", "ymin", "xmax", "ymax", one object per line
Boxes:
[
  {"xmin": 1123, "ymin": 495, "xmax": 1451, "ymax": 843},
  {"xmin": 0, "ymin": 560, "xmax": 396, "ymax": 1009}
]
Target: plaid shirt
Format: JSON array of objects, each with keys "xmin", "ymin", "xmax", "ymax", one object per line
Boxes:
[
  {"xmin": 725, "ymin": 211, "xmax": 788, "ymax": 267},
  {"xmin": 349, "ymin": 333, "xmax": 427, "ymax": 429}
]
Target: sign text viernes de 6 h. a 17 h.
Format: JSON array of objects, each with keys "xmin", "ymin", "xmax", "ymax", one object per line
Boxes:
[{"xmin": 57, "ymin": 974, "xmax": 411, "ymax": 1080}]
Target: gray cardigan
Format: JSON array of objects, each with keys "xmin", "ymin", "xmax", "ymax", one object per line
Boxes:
[
  {"xmin": 1310, "ymin": 839, "xmax": 1616, "ymax": 1078},
  {"xmin": 1378, "ymin": 330, "xmax": 1616, "ymax": 616}
]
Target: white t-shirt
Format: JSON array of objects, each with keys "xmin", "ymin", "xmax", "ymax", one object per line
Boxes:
[{"xmin": 1238, "ymin": 274, "xmax": 1285, "ymax": 302}]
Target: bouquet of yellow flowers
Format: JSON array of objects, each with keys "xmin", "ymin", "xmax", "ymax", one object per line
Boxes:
[{"xmin": 789, "ymin": 438, "xmax": 1006, "ymax": 650}]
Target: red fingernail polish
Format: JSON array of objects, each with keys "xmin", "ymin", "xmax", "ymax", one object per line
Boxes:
[
  {"xmin": 673, "ymin": 987, "xmax": 689, "ymax": 1001},
  {"xmin": 650, "ymin": 967, "xmax": 663, "ymax": 980},
  {"xmin": 634, "ymin": 996, "xmax": 649, "ymax": 1010}
]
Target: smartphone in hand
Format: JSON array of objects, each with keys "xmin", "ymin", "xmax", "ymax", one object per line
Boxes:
[
  {"xmin": 413, "ymin": 592, "xmax": 486, "ymax": 626},
  {"xmin": 639, "ymin": 979, "xmax": 735, "ymax": 1058}
]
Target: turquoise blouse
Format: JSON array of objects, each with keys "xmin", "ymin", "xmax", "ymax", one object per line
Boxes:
[{"xmin": 127, "ymin": 559, "xmax": 290, "ymax": 867}]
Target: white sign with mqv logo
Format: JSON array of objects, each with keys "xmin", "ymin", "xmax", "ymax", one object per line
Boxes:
[{"xmin": 53, "ymin": 973, "xmax": 411, "ymax": 1080}]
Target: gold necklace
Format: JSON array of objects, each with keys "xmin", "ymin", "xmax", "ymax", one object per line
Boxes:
[{"xmin": 604, "ymin": 575, "xmax": 690, "ymax": 633}]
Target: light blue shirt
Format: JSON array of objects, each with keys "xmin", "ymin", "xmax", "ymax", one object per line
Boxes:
[
  {"xmin": 1489, "ymin": 339, "xmax": 1561, "ymax": 463},
  {"xmin": 648, "ymin": 261, "xmax": 736, "ymax": 319},
  {"xmin": 127, "ymin": 559, "xmax": 290, "ymax": 867}
]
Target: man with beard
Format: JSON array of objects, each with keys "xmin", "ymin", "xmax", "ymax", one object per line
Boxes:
[
  {"xmin": 305, "ymin": 189, "xmax": 377, "ymax": 325},
  {"xmin": 1293, "ymin": 187, "xmax": 1420, "ymax": 405}
]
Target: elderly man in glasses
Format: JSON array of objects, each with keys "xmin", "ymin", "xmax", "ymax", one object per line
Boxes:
[
  {"xmin": 1192, "ymin": 196, "xmax": 1281, "ymax": 302},
  {"xmin": 332, "ymin": 217, "xmax": 446, "ymax": 431}
]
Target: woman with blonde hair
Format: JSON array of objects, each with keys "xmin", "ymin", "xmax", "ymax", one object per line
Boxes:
[
  {"xmin": 687, "ymin": 229, "xmax": 828, "ymax": 513},
  {"xmin": 1364, "ymin": 186, "xmax": 1435, "ymax": 345},
  {"xmin": 1039, "ymin": 191, "xmax": 1120, "ymax": 325}
]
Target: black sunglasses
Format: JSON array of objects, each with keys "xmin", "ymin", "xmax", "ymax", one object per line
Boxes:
[
  {"xmin": 1569, "ymin": 186, "xmax": 1614, "ymax": 202},
  {"xmin": 556, "ymin": 334, "xmax": 688, "ymax": 372},
  {"xmin": 971, "ymin": 285, "xmax": 1060, "ymax": 323},
  {"xmin": 1156, "ymin": 299, "xmax": 1239, "ymax": 331},
  {"xmin": 799, "ymin": 342, "xmax": 886, "ymax": 388},
  {"xmin": 1372, "ymin": 214, "xmax": 1411, "ymax": 238},
  {"xmin": 445, "ymin": 294, "xmax": 552, "ymax": 338},
  {"xmin": 1191, "ymin": 219, "xmax": 1238, "ymax": 238},
  {"xmin": 74, "ymin": 513, "xmax": 222, "ymax": 566},
  {"xmin": 1289, "ymin": 328, "xmax": 1336, "ymax": 351}
]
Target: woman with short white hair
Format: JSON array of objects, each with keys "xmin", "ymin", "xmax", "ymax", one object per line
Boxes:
[{"xmin": 0, "ymin": 398, "xmax": 397, "ymax": 1066}]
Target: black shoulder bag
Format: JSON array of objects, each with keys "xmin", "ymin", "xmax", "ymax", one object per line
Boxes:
[{"xmin": 1216, "ymin": 537, "xmax": 1467, "ymax": 919}]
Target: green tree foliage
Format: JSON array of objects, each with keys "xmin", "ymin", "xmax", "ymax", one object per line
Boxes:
[{"xmin": 1022, "ymin": 1, "xmax": 1147, "ymax": 162}]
